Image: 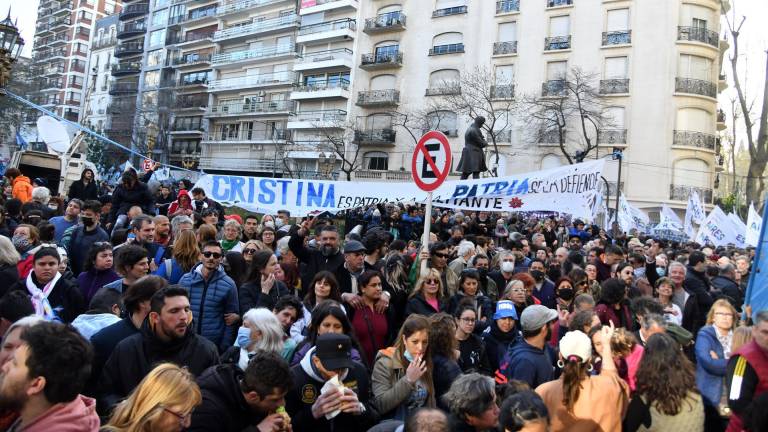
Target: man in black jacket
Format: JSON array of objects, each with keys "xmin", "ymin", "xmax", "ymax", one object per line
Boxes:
[
  {"xmin": 289, "ymin": 221, "xmax": 345, "ymax": 291},
  {"xmin": 98, "ymin": 286, "xmax": 218, "ymax": 412},
  {"xmin": 710, "ymin": 263, "xmax": 743, "ymax": 309},
  {"xmin": 285, "ymin": 333, "xmax": 378, "ymax": 431},
  {"xmin": 189, "ymin": 352, "xmax": 294, "ymax": 432},
  {"xmin": 684, "ymin": 251, "xmax": 714, "ymax": 332}
]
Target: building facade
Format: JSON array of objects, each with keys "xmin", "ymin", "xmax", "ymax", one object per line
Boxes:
[{"xmin": 80, "ymin": 15, "xmax": 119, "ymax": 131}]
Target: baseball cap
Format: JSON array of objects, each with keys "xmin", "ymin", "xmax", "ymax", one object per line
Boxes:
[
  {"xmin": 559, "ymin": 330, "xmax": 592, "ymax": 363},
  {"xmin": 315, "ymin": 333, "xmax": 354, "ymax": 371},
  {"xmin": 493, "ymin": 300, "xmax": 518, "ymax": 320},
  {"xmin": 343, "ymin": 240, "xmax": 366, "ymax": 254},
  {"xmin": 520, "ymin": 305, "xmax": 558, "ymax": 331}
]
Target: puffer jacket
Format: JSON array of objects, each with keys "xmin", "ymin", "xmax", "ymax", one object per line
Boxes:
[
  {"xmin": 371, "ymin": 347, "xmax": 436, "ymax": 420},
  {"xmin": 178, "ymin": 264, "xmax": 239, "ymax": 352},
  {"xmin": 694, "ymin": 325, "xmax": 728, "ymax": 408},
  {"xmin": 12, "ymin": 175, "xmax": 33, "ymax": 203}
]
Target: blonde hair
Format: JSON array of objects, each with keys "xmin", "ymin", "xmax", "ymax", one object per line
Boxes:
[
  {"xmin": 197, "ymin": 224, "xmax": 217, "ymax": 243},
  {"xmin": 410, "ymin": 268, "xmax": 444, "ymax": 299},
  {"xmin": 732, "ymin": 325, "xmax": 753, "ymax": 353},
  {"xmin": 243, "ymin": 240, "xmax": 265, "ymax": 252},
  {"xmin": 103, "ymin": 363, "xmax": 202, "ymax": 432},
  {"xmin": 706, "ymin": 299, "xmax": 739, "ymax": 331}
]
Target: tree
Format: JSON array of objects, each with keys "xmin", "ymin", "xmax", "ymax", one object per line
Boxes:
[
  {"xmin": 0, "ymin": 58, "xmax": 36, "ymax": 153},
  {"xmin": 283, "ymin": 115, "xmax": 362, "ymax": 181},
  {"xmin": 520, "ymin": 67, "xmax": 614, "ymax": 164},
  {"xmin": 83, "ymin": 129, "xmax": 115, "ymax": 176},
  {"xmin": 722, "ymin": 0, "xmax": 768, "ymax": 208}
]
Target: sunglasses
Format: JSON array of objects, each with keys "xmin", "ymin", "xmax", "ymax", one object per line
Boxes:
[
  {"xmin": 202, "ymin": 251, "xmax": 222, "ymax": 259},
  {"xmin": 433, "ymin": 252, "xmax": 450, "ymax": 259},
  {"xmin": 243, "ymin": 248, "xmax": 258, "ymax": 255},
  {"xmin": 425, "ymin": 279, "xmax": 440, "ymax": 285}
]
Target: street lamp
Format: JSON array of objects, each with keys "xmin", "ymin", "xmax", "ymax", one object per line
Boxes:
[{"xmin": 0, "ymin": 10, "xmax": 25, "ymax": 89}]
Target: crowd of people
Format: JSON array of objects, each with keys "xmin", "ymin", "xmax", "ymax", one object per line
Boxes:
[{"xmin": 0, "ymin": 164, "xmax": 765, "ymax": 432}]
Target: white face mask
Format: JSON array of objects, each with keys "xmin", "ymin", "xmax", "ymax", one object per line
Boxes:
[
  {"xmin": 275, "ymin": 218, "xmax": 285, "ymax": 228},
  {"xmin": 501, "ymin": 261, "xmax": 515, "ymax": 273},
  {"xmin": 264, "ymin": 221, "xmax": 275, "ymax": 229}
]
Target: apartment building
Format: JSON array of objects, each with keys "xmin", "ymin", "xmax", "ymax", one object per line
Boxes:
[
  {"xmin": 30, "ymin": 0, "xmax": 121, "ymax": 125},
  {"xmin": 350, "ymin": 0, "xmax": 729, "ymax": 216},
  {"xmin": 80, "ymin": 15, "xmax": 119, "ymax": 131}
]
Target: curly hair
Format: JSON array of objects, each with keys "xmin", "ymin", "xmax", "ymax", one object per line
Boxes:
[
  {"xmin": 634, "ymin": 333, "xmax": 699, "ymax": 416},
  {"xmin": 428, "ymin": 313, "xmax": 457, "ymax": 359}
]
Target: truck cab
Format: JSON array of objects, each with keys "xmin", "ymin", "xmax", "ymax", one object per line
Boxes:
[{"xmin": 8, "ymin": 146, "xmax": 97, "ymax": 198}]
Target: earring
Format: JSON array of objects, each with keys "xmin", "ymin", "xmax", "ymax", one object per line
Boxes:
[
  {"xmin": 556, "ymin": 359, "xmax": 564, "ymax": 368},
  {"xmin": 587, "ymin": 363, "xmax": 594, "ymax": 372}
]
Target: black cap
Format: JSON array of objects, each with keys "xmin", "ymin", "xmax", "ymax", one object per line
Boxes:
[
  {"xmin": 343, "ymin": 240, "xmax": 366, "ymax": 254},
  {"xmin": 315, "ymin": 333, "xmax": 354, "ymax": 371}
]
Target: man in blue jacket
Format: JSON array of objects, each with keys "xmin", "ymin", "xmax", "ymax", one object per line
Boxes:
[
  {"xmin": 178, "ymin": 240, "xmax": 239, "ymax": 352},
  {"xmin": 501, "ymin": 305, "xmax": 558, "ymax": 389}
]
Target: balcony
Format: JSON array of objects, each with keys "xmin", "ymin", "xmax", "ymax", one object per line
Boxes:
[
  {"xmin": 360, "ymin": 52, "xmax": 403, "ymax": 70},
  {"xmin": 429, "ymin": 43, "xmax": 464, "ymax": 56},
  {"xmin": 169, "ymin": 121, "xmax": 204, "ymax": 134},
  {"xmin": 178, "ymin": 77, "xmax": 209, "ymax": 88},
  {"xmin": 297, "ymin": 18, "xmax": 356, "ymax": 44},
  {"xmin": 356, "ymin": 89, "xmax": 400, "ymax": 107},
  {"xmin": 364, "ymin": 11, "xmax": 406, "ymax": 34},
  {"xmin": 597, "ymin": 129, "xmax": 627, "ymax": 145},
  {"xmin": 207, "ymin": 100, "xmax": 295, "ymax": 117},
  {"xmin": 353, "ymin": 170, "xmax": 412, "ymax": 181},
  {"xmin": 491, "ymin": 85, "xmax": 515, "ymax": 100},
  {"xmin": 299, "ymin": 0, "xmax": 358, "ymax": 16},
  {"xmin": 183, "ymin": 7, "xmax": 217, "ymax": 24},
  {"xmin": 295, "ymin": 48, "xmax": 353, "ymax": 71},
  {"xmin": 287, "ymin": 109, "xmax": 347, "ymax": 129},
  {"xmin": 107, "ymin": 102, "xmax": 136, "ymax": 114},
  {"xmin": 111, "ymin": 62, "xmax": 142, "ymax": 76},
  {"xmin": 672, "ymin": 130, "xmax": 717, "ymax": 151},
  {"xmin": 108, "ymin": 81, "xmax": 139, "ymax": 95},
  {"xmin": 545, "ymin": 35, "xmax": 571, "ymax": 51},
  {"xmin": 542, "ymin": 80, "xmax": 566, "ymax": 97},
  {"xmin": 174, "ymin": 95, "xmax": 208, "ymax": 110},
  {"xmin": 599, "ymin": 78, "xmax": 629, "ymax": 95},
  {"xmin": 119, "ymin": 3, "xmax": 149, "ymax": 20},
  {"xmin": 291, "ymin": 79, "xmax": 350, "ymax": 100},
  {"xmin": 171, "ymin": 52, "xmax": 213, "ymax": 67},
  {"xmin": 41, "ymin": 98, "xmax": 62, "ymax": 106},
  {"xmin": 93, "ymin": 37, "xmax": 118, "ymax": 50},
  {"xmin": 493, "ymin": 41, "xmax": 518, "ymax": 56},
  {"xmin": 213, "ymin": 14, "xmax": 299, "ymax": 42},
  {"xmin": 675, "ymin": 77, "xmax": 717, "ymax": 99},
  {"xmin": 677, "ymin": 26, "xmax": 719, "ymax": 48},
  {"xmin": 538, "ymin": 129, "xmax": 564, "ymax": 144},
  {"xmin": 44, "ymin": 65, "xmax": 66, "ymax": 75},
  {"xmin": 70, "ymin": 63, "xmax": 86, "ymax": 73},
  {"xmin": 496, "ymin": 0, "xmax": 519, "ymax": 14},
  {"xmin": 211, "ymin": 44, "xmax": 297, "ymax": 67},
  {"xmin": 115, "ymin": 41, "xmax": 144, "ymax": 58},
  {"xmin": 670, "ymin": 184, "xmax": 712, "ymax": 203},
  {"xmin": 169, "ymin": 32, "xmax": 214, "ymax": 47},
  {"xmin": 432, "ymin": 6, "xmax": 467, "ymax": 18},
  {"xmin": 354, "ymin": 129, "xmax": 396, "ymax": 145},
  {"xmin": 40, "ymin": 80, "xmax": 64, "ymax": 91},
  {"xmin": 203, "ymin": 128, "xmax": 290, "ymax": 143},
  {"xmin": 425, "ymin": 85, "xmax": 461, "ymax": 96},
  {"xmin": 602, "ymin": 31, "xmax": 631, "ymax": 46},
  {"xmin": 50, "ymin": 17, "xmax": 72, "ymax": 30},
  {"xmin": 493, "ymin": 130, "xmax": 512, "ymax": 143},
  {"xmin": 117, "ymin": 22, "xmax": 147, "ymax": 39},
  {"xmin": 216, "ymin": 0, "xmax": 294, "ymax": 17},
  {"xmin": 547, "ymin": 0, "xmax": 572, "ymax": 7},
  {"xmin": 208, "ymin": 71, "xmax": 296, "ymax": 91},
  {"xmin": 717, "ymin": 109, "xmax": 726, "ymax": 131}
]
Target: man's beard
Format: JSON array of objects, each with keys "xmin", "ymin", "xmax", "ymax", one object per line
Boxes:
[
  {"xmin": 320, "ymin": 245, "xmax": 338, "ymax": 257},
  {"xmin": 0, "ymin": 376, "xmax": 28, "ymax": 412}
]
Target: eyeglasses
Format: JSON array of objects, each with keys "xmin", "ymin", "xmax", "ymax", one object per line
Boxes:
[
  {"xmin": 460, "ymin": 318, "xmax": 476, "ymax": 324},
  {"xmin": 202, "ymin": 251, "xmax": 222, "ymax": 259},
  {"xmin": 162, "ymin": 406, "xmax": 191, "ymax": 426},
  {"xmin": 714, "ymin": 312, "xmax": 734, "ymax": 318},
  {"xmin": 433, "ymin": 252, "xmax": 450, "ymax": 259},
  {"xmin": 243, "ymin": 248, "xmax": 258, "ymax": 255},
  {"xmin": 425, "ymin": 279, "xmax": 439, "ymax": 285}
]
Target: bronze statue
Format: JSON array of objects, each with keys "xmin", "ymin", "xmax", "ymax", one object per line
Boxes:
[{"xmin": 457, "ymin": 116, "xmax": 488, "ymax": 179}]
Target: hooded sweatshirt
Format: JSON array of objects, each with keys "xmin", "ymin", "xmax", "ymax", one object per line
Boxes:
[
  {"xmin": 168, "ymin": 189, "xmax": 193, "ymax": 216},
  {"xmin": 10, "ymin": 395, "xmax": 99, "ymax": 432},
  {"xmin": 12, "ymin": 175, "xmax": 33, "ymax": 203},
  {"xmin": 501, "ymin": 339, "xmax": 555, "ymax": 389},
  {"xmin": 188, "ymin": 364, "xmax": 267, "ymax": 432}
]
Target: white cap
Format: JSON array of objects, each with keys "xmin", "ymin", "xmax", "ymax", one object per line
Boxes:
[{"xmin": 559, "ymin": 330, "xmax": 592, "ymax": 364}]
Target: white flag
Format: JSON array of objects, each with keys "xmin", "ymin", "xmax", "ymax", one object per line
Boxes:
[
  {"xmin": 695, "ymin": 206, "xmax": 741, "ymax": 247},
  {"xmin": 746, "ymin": 202, "xmax": 763, "ymax": 247},
  {"xmin": 684, "ymin": 190, "xmax": 706, "ymax": 238},
  {"xmin": 727, "ymin": 212, "xmax": 747, "ymax": 248},
  {"xmin": 661, "ymin": 204, "xmax": 684, "ymax": 228},
  {"xmin": 618, "ymin": 194, "xmax": 649, "ymax": 233}
]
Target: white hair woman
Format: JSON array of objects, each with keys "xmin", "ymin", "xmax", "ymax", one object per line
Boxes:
[
  {"xmin": 222, "ymin": 307, "xmax": 287, "ymax": 370},
  {"xmin": 0, "ymin": 236, "xmax": 20, "ymax": 292},
  {"xmin": 220, "ymin": 219, "xmax": 245, "ymax": 253}
]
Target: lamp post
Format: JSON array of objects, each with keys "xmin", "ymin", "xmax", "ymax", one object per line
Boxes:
[{"xmin": 0, "ymin": 10, "xmax": 25, "ymax": 90}]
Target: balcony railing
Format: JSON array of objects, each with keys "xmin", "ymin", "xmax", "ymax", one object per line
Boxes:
[
  {"xmin": 493, "ymin": 41, "xmax": 518, "ymax": 55},
  {"xmin": 429, "ymin": 43, "xmax": 464, "ymax": 56},
  {"xmin": 296, "ymin": 48, "xmax": 353, "ymax": 65},
  {"xmin": 111, "ymin": 62, "xmax": 142, "ymax": 75},
  {"xmin": 675, "ymin": 77, "xmax": 717, "ymax": 98},
  {"xmin": 171, "ymin": 53, "xmax": 213, "ymax": 66},
  {"xmin": 597, "ymin": 129, "xmax": 627, "ymax": 144},
  {"xmin": 216, "ymin": 0, "xmax": 291, "ymax": 17},
  {"xmin": 171, "ymin": 121, "xmax": 204, "ymax": 132},
  {"xmin": 204, "ymin": 129, "xmax": 290, "ymax": 142},
  {"xmin": 208, "ymin": 100, "xmax": 295, "ymax": 116},
  {"xmin": 298, "ymin": 18, "xmax": 356, "ymax": 36},
  {"xmin": 542, "ymin": 80, "xmax": 566, "ymax": 97},
  {"xmin": 425, "ymin": 85, "xmax": 461, "ymax": 96},
  {"xmin": 353, "ymin": 170, "xmax": 412, "ymax": 181},
  {"xmin": 107, "ymin": 103, "xmax": 136, "ymax": 114},
  {"xmin": 108, "ymin": 81, "xmax": 139, "ymax": 94},
  {"xmin": 213, "ymin": 14, "xmax": 298, "ymax": 41},
  {"xmin": 294, "ymin": 78, "xmax": 350, "ymax": 92},
  {"xmin": 491, "ymin": 85, "xmax": 515, "ymax": 100},
  {"xmin": 602, "ymin": 30, "xmax": 631, "ymax": 46},
  {"xmin": 599, "ymin": 78, "xmax": 629, "ymax": 94},
  {"xmin": 184, "ymin": 7, "xmax": 217, "ymax": 23},
  {"xmin": 432, "ymin": 6, "xmax": 467, "ymax": 18},
  {"xmin": 677, "ymin": 26, "xmax": 719, "ymax": 48},
  {"xmin": 208, "ymin": 71, "xmax": 296, "ymax": 90},
  {"xmin": 496, "ymin": 0, "xmax": 519, "ymax": 14},
  {"xmin": 119, "ymin": 3, "xmax": 149, "ymax": 20},
  {"xmin": 670, "ymin": 184, "xmax": 712, "ymax": 203},
  {"xmin": 360, "ymin": 52, "xmax": 403, "ymax": 68},
  {"xmin": 115, "ymin": 41, "xmax": 144, "ymax": 57},
  {"xmin": 169, "ymin": 32, "xmax": 214, "ymax": 45},
  {"xmin": 92, "ymin": 37, "xmax": 117, "ymax": 49},
  {"xmin": 354, "ymin": 128, "xmax": 396, "ymax": 144},
  {"xmin": 178, "ymin": 77, "xmax": 209, "ymax": 87},
  {"xmin": 538, "ymin": 129, "xmax": 564, "ymax": 143},
  {"xmin": 364, "ymin": 11, "xmax": 406, "ymax": 33},
  {"xmin": 545, "ymin": 35, "xmax": 571, "ymax": 50},
  {"xmin": 117, "ymin": 22, "xmax": 147, "ymax": 38},
  {"xmin": 175, "ymin": 95, "xmax": 208, "ymax": 109},
  {"xmin": 356, "ymin": 89, "xmax": 400, "ymax": 107},
  {"xmin": 212, "ymin": 44, "xmax": 296, "ymax": 65},
  {"xmin": 673, "ymin": 130, "xmax": 717, "ymax": 151},
  {"xmin": 299, "ymin": 0, "xmax": 358, "ymax": 10},
  {"xmin": 291, "ymin": 109, "xmax": 346, "ymax": 123},
  {"xmin": 548, "ymin": 0, "xmax": 572, "ymax": 7}
]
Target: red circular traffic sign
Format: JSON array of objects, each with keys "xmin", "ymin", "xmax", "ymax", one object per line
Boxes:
[{"xmin": 411, "ymin": 130, "xmax": 452, "ymax": 192}]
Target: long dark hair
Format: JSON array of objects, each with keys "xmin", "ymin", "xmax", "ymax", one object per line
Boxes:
[
  {"xmin": 561, "ymin": 360, "xmax": 590, "ymax": 413},
  {"xmin": 297, "ymin": 300, "xmax": 365, "ymax": 363},
  {"xmin": 246, "ymin": 250, "xmax": 274, "ymax": 283},
  {"xmin": 84, "ymin": 242, "xmax": 113, "ymax": 272},
  {"xmin": 428, "ymin": 313, "xmax": 457, "ymax": 358},
  {"xmin": 304, "ymin": 271, "xmax": 340, "ymax": 309},
  {"xmin": 635, "ymin": 333, "xmax": 699, "ymax": 415}
]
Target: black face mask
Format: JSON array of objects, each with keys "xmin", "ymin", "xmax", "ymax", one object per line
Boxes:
[
  {"xmin": 477, "ymin": 268, "xmax": 488, "ymax": 279},
  {"xmin": 530, "ymin": 270, "xmax": 545, "ymax": 282},
  {"xmin": 81, "ymin": 216, "xmax": 95, "ymax": 227},
  {"xmin": 557, "ymin": 288, "xmax": 575, "ymax": 301}
]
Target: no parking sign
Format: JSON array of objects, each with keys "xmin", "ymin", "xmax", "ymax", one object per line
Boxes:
[{"xmin": 411, "ymin": 131, "xmax": 452, "ymax": 192}]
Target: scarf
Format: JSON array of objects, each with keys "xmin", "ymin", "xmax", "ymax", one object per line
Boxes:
[
  {"xmin": 221, "ymin": 238, "xmax": 239, "ymax": 251},
  {"xmin": 26, "ymin": 271, "xmax": 62, "ymax": 321}
]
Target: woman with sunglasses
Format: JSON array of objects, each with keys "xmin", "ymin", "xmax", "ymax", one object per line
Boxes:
[
  {"xmin": 240, "ymin": 240, "xmax": 264, "ymax": 264},
  {"xmin": 405, "ymin": 268, "xmax": 446, "ymax": 318},
  {"xmin": 239, "ymin": 250, "xmax": 289, "ymax": 315},
  {"xmin": 454, "ymin": 301, "xmax": 492, "ymax": 375},
  {"xmin": 154, "ymin": 230, "xmax": 200, "ymax": 285},
  {"xmin": 504, "ymin": 279, "xmax": 533, "ymax": 320},
  {"xmin": 447, "ymin": 269, "xmax": 493, "ymax": 325}
]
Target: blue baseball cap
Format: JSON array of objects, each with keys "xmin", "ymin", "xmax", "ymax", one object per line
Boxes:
[{"xmin": 493, "ymin": 300, "xmax": 518, "ymax": 320}]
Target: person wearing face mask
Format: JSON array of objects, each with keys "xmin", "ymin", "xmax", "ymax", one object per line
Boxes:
[
  {"xmin": 223, "ymin": 308, "xmax": 287, "ymax": 370},
  {"xmin": 471, "ymin": 254, "xmax": 498, "ymax": 303},
  {"xmin": 489, "ymin": 251, "xmax": 517, "ymax": 300},
  {"xmin": 62, "ymin": 200, "xmax": 111, "ymax": 276},
  {"xmin": 483, "ymin": 300, "xmax": 521, "ymax": 374},
  {"xmin": 12, "ymin": 224, "xmax": 42, "ymax": 279},
  {"xmin": 528, "ymin": 259, "xmax": 557, "ymax": 309}
]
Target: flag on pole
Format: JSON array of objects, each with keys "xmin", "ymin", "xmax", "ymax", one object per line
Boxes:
[
  {"xmin": 727, "ymin": 212, "xmax": 747, "ymax": 248},
  {"xmin": 618, "ymin": 194, "xmax": 649, "ymax": 233},
  {"xmin": 15, "ymin": 132, "xmax": 28, "ymax": 150},
  {"xmin": 684, "ymin": 190, "xmax": 706, "ymax": 239},
  {"xmin": 746, "ymin": 203, "xmax": 763, "ymax": 247}
]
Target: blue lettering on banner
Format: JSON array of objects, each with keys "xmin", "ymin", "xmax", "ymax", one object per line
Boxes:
[
  {"xmin": 307, "ymin": 182, "xmax": 324, "ymax": 207},
  {"xmin": 277, "ymin": 180, "xmax": 290, "ymax": 205},
  {"xmin": 231, "ymin": 176, "xmax": 246, "ymax": 202},
  {"xmin": 212, "ymin": 176, "xmax": 229, "ymax": 201},
  {"xmin": 259, "ymin": 179, "xmax": 276, "ymax": 204},
  {"xmin": 296, "ymin": 182, "xmax": 303, "ymax": 206},
  {"xmin": 248, "ymin": 177, "xmax": 256, "ymax": 203}
]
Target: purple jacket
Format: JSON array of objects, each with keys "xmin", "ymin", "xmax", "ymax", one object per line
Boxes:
[{"xmin": 77, "ymin": 268, "xmax": 121, "ymax": 303}]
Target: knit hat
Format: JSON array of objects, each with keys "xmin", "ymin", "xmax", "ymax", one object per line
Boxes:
[{"xmin": 559, "ymin": 330, "xmax": 592, "ymax": 364}]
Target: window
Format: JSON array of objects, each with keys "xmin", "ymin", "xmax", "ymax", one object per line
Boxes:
[
  {"xmin": 692, "ymin": 18, "xmax": 707, "ymax": 31},
  {"xmin": 427, "ymin": 111, "xmax": 458, "ymax": 136},
  {"xmin": 429, "ymin": 69, "xmax": 460, "ymax": 87},
  {"xmin": 432, "ymin": 32, "xmax": 463, "ymax": 46},
  {"xmin": 105, "ymin": 2, "xmax": 115, "ymax": 14},
  {"xmin": 370, "ymin": 74, "xmax": 396, "ymax": 90},
  {"xmin": 498, "ymin": 22, "xmax": 517, "ymax": 42},
  {"xmin": 604, "ymin": 56, "xmax": 628, "ymax": 79},
  {"xmin": 495, "ymin": 65, "xmax": 515, "ymax": 84},
  {"xmin": 364, "ymin": 152, "xmax": 389, "ymax": 170},
  {"xmin": 69, "ymin": 76, "xmax": 84, "ymax": 87},
  {"xmin": 155, "ymin": 0, "xmax": 169, "ymax": 7},
  {"xmin": 142, "ymin": 90, "xmax": 158, "ymax": 108},
  {"xmin": 547, "ymin": 61, "xmax": 567, "ymax": 81},
  {"xmin": 607, "ymin": 9, "xmax": 629, "ymax": 31},
  {"xmin": 67, "ymin": 92, "xmax": 81, "ymax": 102},
  {"xmin": 604, "ymin": 107, "xmax": 625, "ymax": 128},
  {"xmin": 152, "ymin": 9, "xmax": 169, "ymax": 27},
  {"xmin": 678, "ymin": 54, "xmax": 712, "ymax": 80},
  {"xmin": 144, "ymin": 70, "xmax": 160, "ymax": 87},
  {"xmin": 364, "ymin": 113, "xmax": 393, "ymax": 129},
  {"xmin": 676, "ymin": 107, "xmax": 712, "ymax": 133},
  {"xmin": 378, "ymin": 4, "xmax": 402, "ymax": 14},
  {"xmin": 146, "ymin": 50, "xmax": 163, "ymax": 67},
  {"xmin": 673, "ymin": 158, "xmax": 710, "ymax": 188},
  {"xmin": 149, "ymin": 29, "xmax": 166, "ymax": 47},
  {"xmin": 300, "ymin": 12, "xmax": 325, "ymax": 26},
  {"xmin": 435, "ymin": 0, "xmax": 466, "ymax": 8},
  {"xmin": 79, "ymin": 11, "xmax": 93, "ymax": 20},
  {"xmin": 549, "ymin": 16, "xmax": 570, "ymax": 36},
  {"xmin": 375, "ymin": 44, "xmax": 399, "ymax": 60}
]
